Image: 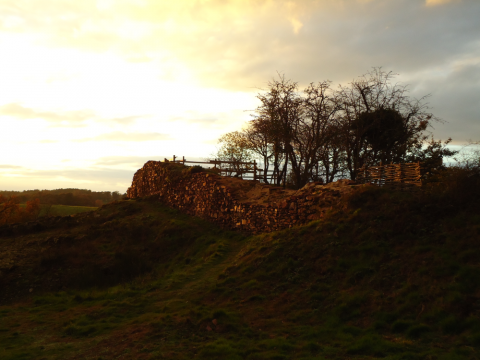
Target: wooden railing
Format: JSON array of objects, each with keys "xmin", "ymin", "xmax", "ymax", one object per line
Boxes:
[
  {"xmin": 164, "ymin": 155, "xmax": 260, "ymax": 181},
  {"xmin": 356, "ymin": 162, "xmax": 423, "ymax": 188}
]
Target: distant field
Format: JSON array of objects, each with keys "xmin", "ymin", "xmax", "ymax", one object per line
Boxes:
[{"xmin": 19, "ymin": 204, "xmax": 98, "ymax": 217}]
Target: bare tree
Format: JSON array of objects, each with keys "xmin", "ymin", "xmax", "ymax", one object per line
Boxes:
[
  {"xmin": 251, "ymin": 77, "xmax": 342, "ymax": 188},
  {"xmin": 300, "ymin": 81, "xmax": 342, "ymax": 184},
  {"xmin": 215, "ymin": 68, "xmax": 442, "ymax": 188},
  {"xmin": 243, "ymin": 118, "xmax": 278, "ymax": 183},
  {"xmin": 335, "ymin": 68, "xmax": 435, "ymax": 180},
  {"xmin": 314, "ymin": 124, "xmax": 348, "ymax": 183},
  {"xmin": 253, "ymin": 75, "xmax": 303, "ymax": 187}
]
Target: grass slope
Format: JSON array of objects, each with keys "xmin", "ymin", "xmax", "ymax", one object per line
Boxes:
[
  {"xmin": 18, "ymin": 204, "xmax": 98, "ymax": 217},
  {"xmin": 39, "ymin": 205, "xmax": 98, "ymax": 217},
  {"xmin": 0, "ymin": 183, "xmax": 480, "ymax": 359}
]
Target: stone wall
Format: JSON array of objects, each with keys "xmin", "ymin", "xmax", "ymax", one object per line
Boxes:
[{"xmin": 127, "ymin": 161, "xmax": 357, "ymax": 234}]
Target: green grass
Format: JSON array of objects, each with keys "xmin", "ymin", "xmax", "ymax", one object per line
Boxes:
[
  {"xmin": 19, "ymin": 203, "xmax": 98, "ymax": 217},
  {"xmin": 39, "ymin": 204, "xmax": 98, "ymax": 217},
  {"xmin": 1, "ymin": 184, "xmax": 480, "ymax": 359}
]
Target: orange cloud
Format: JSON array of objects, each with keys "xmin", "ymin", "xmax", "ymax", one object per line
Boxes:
[
  {"xmin": 75, "ymin": 131, "xmax": 172, "ymax": 142},
  {"xmin": 0, "ymin": 103, "xmax": 94, "ymax": 125},
  {"xmin": 426, "ymin": 0, "xmax": 460, "ymax": 5}
]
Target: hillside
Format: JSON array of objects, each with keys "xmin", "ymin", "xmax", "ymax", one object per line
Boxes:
[{"xmin": 0, "ymin": 173, "xmax": 480, "ymax": 359}]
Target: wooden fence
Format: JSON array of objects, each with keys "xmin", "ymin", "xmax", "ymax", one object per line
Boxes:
[
  {"xmin": 356, "ymin": 162, "xmax": 423, "ymax": 188},
  {"xmin": 164, "ymin": 155, "xmax": 261, "ymax": 181}
]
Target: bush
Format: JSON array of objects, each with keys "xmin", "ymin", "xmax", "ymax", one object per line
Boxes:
[{"xmin": 424, "ymin": 166, "xmax": 480, "ymax": 207}]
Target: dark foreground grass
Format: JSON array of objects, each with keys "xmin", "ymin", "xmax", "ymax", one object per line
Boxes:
[
  {"xmin": 19, "ymin": 204, "xmax": 98, "ymax": 217},
  {"xmin": 39, "ymin": 204, "xmax": 98, "ymax": 217},
  {"xmin": 1, "ymin": 181, "xmax": 480, "ymax": 359}
]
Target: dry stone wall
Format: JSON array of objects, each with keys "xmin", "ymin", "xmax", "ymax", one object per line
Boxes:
[{"xmin": 127, "ymin": 161, "xmax": 357, "ymax": 234}]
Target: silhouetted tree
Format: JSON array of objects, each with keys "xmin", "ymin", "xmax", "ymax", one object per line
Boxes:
[
  {"xmin": 249, "ymin": 76, "xmax": 340, "ymax": 188},
  {"xmin": 406, "ymin": 137, "xmax": 458, "ymax": 174},
  {"xmin": 335, "ymin": 68, "xmax": 434, "ymax": 179},
  {"xmin": 215, "ymin": 68, "xmax": 449, "ymax": 188}
]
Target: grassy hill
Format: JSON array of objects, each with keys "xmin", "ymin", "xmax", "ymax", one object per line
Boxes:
[
  {"xmin": 19, "ymin": 204, "xmax": 98, "ymax": 217},
  {"xmin": 0, "ymin": 176, "xmax": 480, "ymax": 359},
  {"xmin": 40, "ymin": 204, "xmax": 98, "ymax": 217}
]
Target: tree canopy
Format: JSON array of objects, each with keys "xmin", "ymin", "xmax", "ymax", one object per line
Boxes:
[{"xmin": 214, "ymin": 68, "xmax": 454, "ymax": 189}]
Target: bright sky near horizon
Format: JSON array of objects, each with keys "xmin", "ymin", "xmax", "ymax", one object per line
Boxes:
[{"xmin": 0, "ymin": 0, "xmax": 479, "ymax": 192}]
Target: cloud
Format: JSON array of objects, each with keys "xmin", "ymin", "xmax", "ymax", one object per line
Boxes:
[
  {"xmin": 110, "ymin": 115, "xmax": 148, "ymax": 124},
  {"xmin": 0, "ymin": 103, "xmax": 94, "ymax": 125},
  {"xmin": 24, "ymin": 167, "xmax": 132, "ymax": 181},
  {"xmin": 0, "ymin": 164, "xmax": 23, "ymax": 169},
  {"xmin": 94, "ymin": 155, "xmax": 165, "ymax": 166},
  {"xmin": 289, "ymin": 17, "xmax": 303, "ymax": 35},
  {"xmin": 412, "ymin": 62, "xmax": 480, "ymax": 142},
  {"xmin": 426, "ymin": 0, "xmax": 460, "ymax": 6},
  {"xmin": 2, "ymin": 0, "xmax": 478, "ymax": 89},
  {"xmin": 75, "ymin": 131, "xmax": 172, "ymax": 142},
  {"xmin": 39, "ymin": 140, "xmax": 58, "ymax": 144},
  {"xmin": 0, "ymin": 0, "xmax": 478, "ymax": 148},
  {"xmin": 0, "ymin": 103, "xmax": 151, "ymax": 128}
]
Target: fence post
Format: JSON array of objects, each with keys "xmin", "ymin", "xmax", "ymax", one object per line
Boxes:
[
  {"xmin": 183, "ymin": 156, "xmax": 185, "ymax": 164},
  {"xmin": 253, "ymin": 160, "xmax": 257, "ymax": 181},
  {"xmin": 173, "ymin": 155, "xmax": 176, "ymax": 163}
]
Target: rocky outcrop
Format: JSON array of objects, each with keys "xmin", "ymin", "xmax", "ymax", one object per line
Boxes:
[{"xmin": 127, "ymin": 161, "xmax": 358, "ymax": 234}]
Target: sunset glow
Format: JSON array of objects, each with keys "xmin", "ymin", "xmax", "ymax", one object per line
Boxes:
[{"xmin": 1, "ymin": 0, "xmax": 479, "ymax": 191}]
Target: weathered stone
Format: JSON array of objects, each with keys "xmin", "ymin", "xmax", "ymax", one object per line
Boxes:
[{"xmin": 126, "ymin": 161, "xmax": 357, "ymax": 234}]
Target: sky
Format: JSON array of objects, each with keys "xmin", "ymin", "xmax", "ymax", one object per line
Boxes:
[{"xmin": 0, "ymin": 0, "xmax": 479, "ymax": 192}]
